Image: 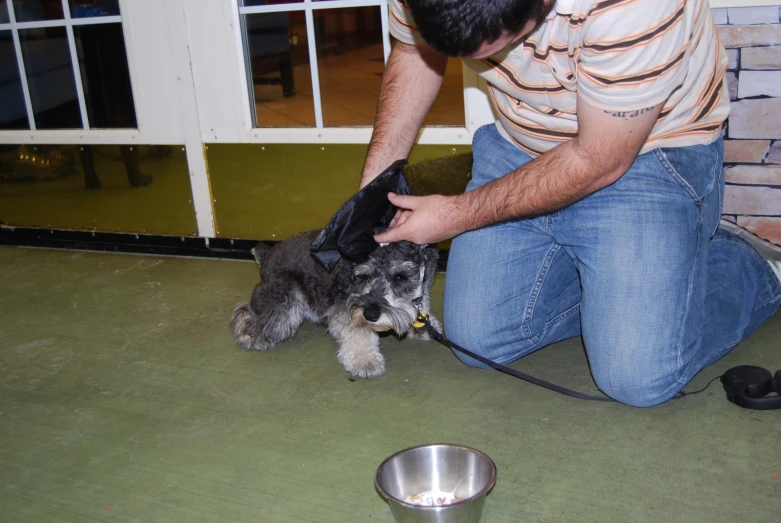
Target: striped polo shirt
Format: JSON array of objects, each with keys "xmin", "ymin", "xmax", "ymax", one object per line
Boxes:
[{"xmin": 389, "ymin": 0, "xmax": 729, "ymax": 156}]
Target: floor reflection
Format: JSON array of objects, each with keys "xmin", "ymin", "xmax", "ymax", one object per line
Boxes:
[{"xmin": 0, "ymin": 144, "xmax": 197, "ymax": 235}]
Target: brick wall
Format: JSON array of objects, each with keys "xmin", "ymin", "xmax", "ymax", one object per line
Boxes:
[{"xmin": 713, "ymin": 5, "xmax": 781, "ymax": 244}]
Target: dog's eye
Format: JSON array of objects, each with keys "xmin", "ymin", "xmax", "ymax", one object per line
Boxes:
[{"xmin": 393, "ymin": 274, "xmax": 407, "ymax": 283}]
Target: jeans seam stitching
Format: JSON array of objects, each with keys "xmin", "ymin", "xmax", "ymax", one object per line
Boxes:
[
  {"xmin": 714, "ymin": 158, "xmax": 725, "ymax": 239},
  {"xmin": 523, "ymin": 243, "xmax": 560, "ymax": 342},
  {"xmin": 472, "ymin": 124, "xmax": 491, "ymax": 141},
  {"xmin": 652, "ymin": 148, "xmax": 700, "ymax": 203},
  {"xmin": 542, "ymin": 303, "xmax": 580, "ymax": 332},
  {"xmin": 754, "ymin": 284, "xmax": 781, "ymax": 310}
]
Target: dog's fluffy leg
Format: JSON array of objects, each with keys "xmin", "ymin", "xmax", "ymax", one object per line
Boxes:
[
  {"xmin": 327, "ymin": 310, "xmax": 385, "ymax": 378},
  {"xmin": 230, "ymin": 283, "xmax": 307, "ymax": 351},
  {"xmin": 231, "ymin": 303, "xmax": 263, "ymax": 349}
]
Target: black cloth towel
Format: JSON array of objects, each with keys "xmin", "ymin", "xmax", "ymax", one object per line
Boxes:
[{"xmin": 310, "ymin": 159, "xmax": 411, "ymax": 271}]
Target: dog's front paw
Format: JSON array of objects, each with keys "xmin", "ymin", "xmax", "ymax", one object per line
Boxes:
[
  {"xmin": 331, "ymin": 320, "xmax": 385, "ymax": 378},
  {"xmin": 410, "ymin": 328, "xmax": 431, "ymax": 341},
  {"xmin": 342, "ymin": 350, "xmax": 385, "ymax": 378}
]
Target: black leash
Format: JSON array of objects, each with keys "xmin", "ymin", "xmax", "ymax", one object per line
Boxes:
[
  {"xmin": 412, "ymin": 307, "xmax": 720, "ymax": 403},
  {"xmin": 412, "ymin": 307, "xmax": 613, "ymax": 401}
]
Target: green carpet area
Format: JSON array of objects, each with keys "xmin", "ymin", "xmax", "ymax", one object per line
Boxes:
[{"xmin": 1, "ymin": 247, "xmax": 779, "ymax": 522}]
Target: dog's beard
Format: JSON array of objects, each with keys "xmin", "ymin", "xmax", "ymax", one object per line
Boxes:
[{"xmin": 348, "ymin": 294, "xmax": 417, "ymax": 335}]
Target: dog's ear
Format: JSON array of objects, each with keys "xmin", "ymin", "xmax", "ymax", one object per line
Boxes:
[
  {"xmin": 418, "ymin": 245, "xmax": 439, "ymax": 288},
  {"xmin": 251, "ymin": 242, "xmax": 273, "ymax": 267}
]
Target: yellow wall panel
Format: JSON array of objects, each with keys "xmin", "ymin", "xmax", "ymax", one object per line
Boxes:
[
  {"xmin": 0, "ymin": 144, "xmax": 197, "ymax": 236},
  {"xmin": 207, "ymin": 143, "xmax": 472, "ymax": 240}
]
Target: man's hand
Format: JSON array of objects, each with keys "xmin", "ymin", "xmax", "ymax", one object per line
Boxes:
[{"xmin": 374, "ymin": 193, "xmax": 465, "ymax": 245}]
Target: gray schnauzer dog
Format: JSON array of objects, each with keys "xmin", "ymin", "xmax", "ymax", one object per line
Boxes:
[{"xmin": 230, "ymin": 230, "xmax": 441, "ymax": 378}]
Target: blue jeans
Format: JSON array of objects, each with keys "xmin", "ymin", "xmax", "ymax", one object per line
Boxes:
[{"xmin": 444, "ymin": 124, "xmax": 781, "ymax": 407}]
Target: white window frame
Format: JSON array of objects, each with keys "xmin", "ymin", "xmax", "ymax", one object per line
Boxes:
[{"xmin": 185, "ymin": 0, "xmax": 496, "ymax": 145}]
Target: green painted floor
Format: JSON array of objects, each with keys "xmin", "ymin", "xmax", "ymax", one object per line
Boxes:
[{"xmin": 1, "ymin": 246, "xmax": 779, "ymax": 522}]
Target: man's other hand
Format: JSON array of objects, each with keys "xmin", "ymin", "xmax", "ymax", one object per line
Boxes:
[{"xmin": 374, "ymin": 193, "xmax": 464, "ymax": 244}]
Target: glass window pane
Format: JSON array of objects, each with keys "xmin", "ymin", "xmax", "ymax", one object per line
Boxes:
[
  {"xmin": 12, "ymin": 0, "xmax": 63, "ymax": 22},
  {"xmin": 74, "ymin": 22, "xmax": 136, "ymax": 128},
  {"xmin": 69, "ymin": 0, "xmax": 120, "ymax": 18},
  {"xmin": 1, "ymin": 1, "xmax": 9, "ymax": 24},
  {"xmin": 0, "ymin": 30, "xmax": 29, "ymax": 130},
  {"xmin": 245, "ymin": 11, "xmax": 315, "ymax": 127},
  {"xmin": 240, "ymin": 4, "xmax": 465, "ymax": 128},
  {"xmin": 314, "ymin": 6, "xmax": 384, "ymax": 126},
  {"xmin": 19, "ymin": 26, "xmax": 82, "ymax": 129}
]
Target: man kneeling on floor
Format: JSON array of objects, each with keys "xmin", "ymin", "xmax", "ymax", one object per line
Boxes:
[{"xmin": 359, "ymin": 0, "xmax": 781, "ymax": 407}]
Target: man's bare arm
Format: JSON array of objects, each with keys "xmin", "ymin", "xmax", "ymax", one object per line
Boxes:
[
  {"xmin": 375, "ymin": 97, "xmax": 663, "ymax": 244},
  {"xmin": 456, "ymin": 98, "xmax": 663, "ymax": 229},
  {"xmin": 359, "ymin": 41, "xmax": 448, "ymax": 188}
]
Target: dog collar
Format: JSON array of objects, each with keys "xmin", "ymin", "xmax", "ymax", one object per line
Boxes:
[{"xmin": 411, "ymin": 299, "xmax": 428, "ymax": 329}]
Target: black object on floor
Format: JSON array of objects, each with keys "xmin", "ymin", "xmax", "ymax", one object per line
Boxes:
[{"xmin": 720, "ymin": 365, "xmax": 781, "ymax": 410}]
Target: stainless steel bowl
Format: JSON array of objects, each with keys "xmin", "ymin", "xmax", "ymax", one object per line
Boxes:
[{"xmin": 375, "ymin": 443, "xmax": 497, "ymax": 523}]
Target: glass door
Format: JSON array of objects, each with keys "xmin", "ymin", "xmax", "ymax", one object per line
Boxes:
[{"xmin": 0, "ymin": 0, "xmax": 215, "ymax": 237}]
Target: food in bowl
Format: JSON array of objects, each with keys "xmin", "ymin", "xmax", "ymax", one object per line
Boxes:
[{"xmin": 406, "ymin": 489, "xmax": 461, "ymax": 506}]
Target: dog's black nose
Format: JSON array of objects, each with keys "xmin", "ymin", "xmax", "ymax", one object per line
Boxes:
[{"xmin": 363, "ymin": 306, "xmax": 381, "ymax": 322}]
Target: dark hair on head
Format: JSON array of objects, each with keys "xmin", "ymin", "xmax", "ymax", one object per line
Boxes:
[{"xmin": 405, "ymin": 0, "xmax": 553, "ymax": 57}]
